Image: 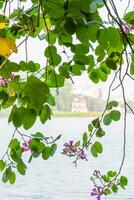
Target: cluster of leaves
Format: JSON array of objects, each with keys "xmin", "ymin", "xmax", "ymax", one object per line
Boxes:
[
  {"xmin": 103, "ymin": 101, "xmax": 121, "ymax": 126},
  {"xmin": 63, "ymin": 101, "xmax": 121, "ymax": 164},
  {"xmin": 0, "ymin": 131, "xmax": 60, "ymax": 184}
]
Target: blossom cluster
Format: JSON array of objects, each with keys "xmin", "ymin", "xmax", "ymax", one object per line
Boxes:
[
  {"xmin": 62, "ymin": 140, "xmax": 87, "ymax": 161},
  {"xmin": 91, "ymin": 170, "xmax": 106, "ymax": 200}
]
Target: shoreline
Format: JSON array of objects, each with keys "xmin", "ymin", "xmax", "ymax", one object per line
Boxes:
[{"xmin": 53, "ymin": 111, "xmax": 102, "ymax": 117}]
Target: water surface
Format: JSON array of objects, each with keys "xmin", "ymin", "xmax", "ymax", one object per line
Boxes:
[{"xmin": 0, "ymin": 116, "xmax": 134, "ymax": 200}]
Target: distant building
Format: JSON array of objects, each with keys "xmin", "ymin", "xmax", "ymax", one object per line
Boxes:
[{"xmin": 71, "ymin": 94, "xmax": 87, "ymax": 112}]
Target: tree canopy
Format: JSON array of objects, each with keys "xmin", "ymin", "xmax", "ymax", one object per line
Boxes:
[{"xmin": 0, "ymin": 0, "xmax": 134, "ymax": 199}]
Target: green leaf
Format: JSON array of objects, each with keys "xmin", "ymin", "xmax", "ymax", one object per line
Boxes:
[
  {"xmin": 76, "ymin": 26, "xmax": 89, "ymax": 43},
  {"xmin": 74, "ymin": 54, "xmax": 90, "ymax": 65},
  {"xmin": 19, "ymin": 61, "xmax": 28, "ymax": 71},
  {"xmin": 58, "ymin": 33, "xmax": 72, "ymax": 46},
  {"xmin": 50, "ymin": 144, "xmax": 57, "ymax": 156},
  {"xmin": 44, "ymin": 46, "xmax": 57, "ymax": 58},
  {"xmin": 91, "ymin": 141, "xmax": 103, "ymax": 157},
  {"xmin": 27, "ymin": 61, "xmax": 40, "ymax": 72},
  {"xmin": 71, "ymin": 64, "xmax": 85, "ymax": 75},
  {"xmin": 102, "ymin": 175, "xmax": 110, "ymax": 183},
  {"xmin": 9, "ymin": 9, "xmax": 22, "ymax": 19},
  {"xmin": 130, "ymin": 53, "xmax": 134, "ymax": 75},
  {"xmin": 64, "ymin": 18, "xmax": 77, "ymax": 35},
  {"xmin": 45, "ymin": 32, "xmax": 57, "ymax": 44},
  {"xmin": 110, "ymin": 110, "xmax": 121, "ymax": 121},
  {"xmin": 8, "ymin": 105, "xmax": 17, "ymax": 123},
  {"xmin": 47, "ymin": 72, "xmax": 65, "ymax": 87},
  {"xmin": 71, "ymin": 44, "xmax": 89, "ymax": 55},
  {"xmin": 0, "ymin": 160, "xmax": 6, "ymax": 171},
  {"xmin": 40, "ymin": 104, "xmax": 52, "ymax": 124},
  {"xmin": 87, "ymin": 23, "xmax": 100, "ymax": 42},
  {"xmin": 0, "ymin": 2, "xmax": 4, "ymax": 9},
  {"xmin": 120, "ymin": 176, "xmax": 128, "ymax": 188},
  {"xmin": 23, "ymin": 109, "xmax": 36, "ymax": 130},
  {"xmin": 94, "ymin": 141, "xmax": 103, "ymax": 153},
  {"xmin": 97, "ymin": 29, "xmax": 108, "ymax": 49},
  {"xmin": 92, "ymin": 118, "xmax": 100, "ymax": 128},
  {"xmin": 83, "ymin": 132, "xmax": 88, "ymax": 144},
  {"xmin": 91, "ymin": 145, "xmax": 98, "ymax": 157},
  {"xmin": 12, "ymin": 107, "xmax": 26, "ymax": 128},
  {"xmin": 96, "ymin": 128, "xmax": 105, "ymax": 137},
  {"xmin": 105, "ymin": 189, "xmax": 112, "ymax": 195},
  {"xmin": 106, "ymin": 58, "xmax": 117, "ymax": 70},
  {"xmin": 10, "ymin": 148, "xmax": 22, "ymax": 163},
  {"xmin": 6, "ymin": 61, "xmax": 20, "ymax": 72},
  {"xmin": 31, "ymin": 132, "xmax": 45, "ymax": 140},
  {"xmin": 107, "ymin": 101, "xmax": 118, "ymax": 110},
  {"xmin": 0, "ymin": 65, "xmax": 10, "ymax": 79},
  {"xmin": 112, "ymin": 184, "xmax": 118, "ymax": 193},
  {"xmin": 107, "ymin": 27, "xmax": 122, "ymax": 49},
  {"xmin": 88, "ymin": 124, "xmax": 93, "ymax": 132},
  {"xmin": 46, "ymin": 2, "xmax": 64, "ymax": 19},
  {"xmin": 9, "ymin": 138, "xmax": 20, "ymax": 149},
  {"xmin": 89, "ymin": 70, "xmax": 99, "ymax": 83},
  {"xmin": 98, "ymin": 68, "xmax": 107, "ymax": 82},
  {"xmin": 23, "ymin": 76, "xmax": 49, "ymax": 110},
  {"xmin": 2, "ymin": 167, "xmax": 12, "ymax": 183},
  {"xmin": 47, "ymin": 94, "xmax": 56, "ymax": 106},
  {"xmin": 42, "ymin": 146, "xmax": 52, "ymax": 160},
  {"xmin": 103, "ymin": 113, "xmax": 112, "ymax": 126},
  {"xmin": 75, "ymin": 140, "xmax": 80, "ymax": 147},
  {"xmin": 9, "ymin": 171, "xmax": 16, "ymax": 185},
  {"xmin": 28, "ymin": 154, "xmax": 33, "ymax": 163},
  {"xmin": 17, "ymin": 161, "xmax": 27, "ymax": 175},
  {"xmin": 29, "ymin": 139, "xmax": 45, "ymax": 157},
  {"xmin": 50, "ymin": 53, "xmax": 62, "ymax": 66},
  {"xmin": 78, "ymin": 0, "xmax": 90, "ymax": 13},
  {"xmin": 124, "ymin": 11, "xmax": 134, "ymax": 25},
  {"xmin": 107, "ymin": 171, "xmax": 117, "ymax": 177}
]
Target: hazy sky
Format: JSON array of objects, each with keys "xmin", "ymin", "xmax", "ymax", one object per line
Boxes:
[{"xmin": 10, "ymin": 0, "xmax": 134, "ymax": 101}]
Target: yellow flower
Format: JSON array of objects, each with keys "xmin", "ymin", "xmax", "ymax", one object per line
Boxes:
[
  {"xmin": 0, "ymin": 22, "xmax": 6, "ymax": 29},
  {"xmin": 0, "ymin": 37, "xmax": 18, "ymax": 57}
]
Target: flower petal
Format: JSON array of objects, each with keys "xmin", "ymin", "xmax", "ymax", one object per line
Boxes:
[{"xmin": 0, "ymin": 22, "xmax": 6, "ymax": 29}]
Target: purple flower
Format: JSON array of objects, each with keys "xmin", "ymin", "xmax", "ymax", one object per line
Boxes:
[
  {"xmin": 22, "ymin": 139, "xmax": 32, "ymax": 152},
  {"xmin": 91, "ymin": 187, "xmax": 104, "ymax": 200},
  {"xmin": 79, "ymin": 149, "xmax": 87, "ymax": 161},
  {"xmin": 63, "ymin": 140, "xmax": 78, "ymax": 155},
  {"xmin": 93, "ymin": 170, "xmax": 101, "ymax": 177}
]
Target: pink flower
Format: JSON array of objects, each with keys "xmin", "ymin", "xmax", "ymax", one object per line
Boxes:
[
  {"xmin": 91, "ymin": 187, "xmax": 104, "ymax": 200},
  {"xmin": 0, "ymin": 77, "xmax": 8, "ymax": 85},
  {"xmin": 22, "ymin": 139, "xmax": 32, "ymax": 152},
  {"xmin": 122, "ymin": 21, "xmax": 134, "ymax": 33},
  {"xmin": 0, "ymin": 73, "xmax": 15, "ymax": 86},
  {"xmin": 63, "ymin": 140, "xmax": 78, "ymax": 155},
  {"xmin": 63, "ymin": 140, "xmax": 87, "ymax": 161}
]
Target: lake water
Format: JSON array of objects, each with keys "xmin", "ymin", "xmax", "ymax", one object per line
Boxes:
[{"xmin": 0, "ymin": 116, "xmax": 134, "ymax": 200}]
